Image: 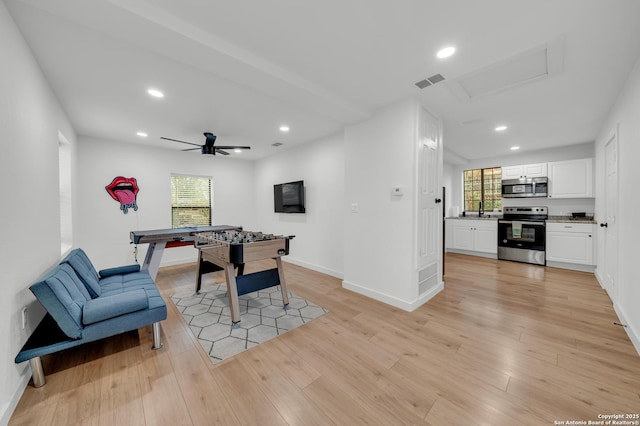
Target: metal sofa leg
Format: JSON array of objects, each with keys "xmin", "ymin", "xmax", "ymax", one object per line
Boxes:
[
  {"xmin": 29, "ymin": 357, "xmax": 46, "ymax": 388},
  {"xmin": 152, "ymin": 322, "xmax": 163, "ymax": 350}
]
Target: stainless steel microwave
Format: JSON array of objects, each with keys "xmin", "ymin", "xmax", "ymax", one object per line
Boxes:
[{"xmin": 501, "ymin": 177, "xmax": 548, "ymax": 198}]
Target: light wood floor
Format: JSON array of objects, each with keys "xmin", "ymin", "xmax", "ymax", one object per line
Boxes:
[{"xmin": 10, "ymin": 254, "xmax": 640, "ymax": 425}]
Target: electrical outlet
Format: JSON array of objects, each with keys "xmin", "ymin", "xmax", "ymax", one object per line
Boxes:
[{"xmin": 21, "ymin": 307, "xmax": 27, "ymax": 329}]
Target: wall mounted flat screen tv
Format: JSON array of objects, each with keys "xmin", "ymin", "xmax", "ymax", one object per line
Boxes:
[{"xmin": 274, "ymin": 180, "xmax": 305, "ymax": 213}]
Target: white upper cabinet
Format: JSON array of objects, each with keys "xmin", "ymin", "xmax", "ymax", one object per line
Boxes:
[
  {"xmin": 502, "ymin": 163, "xmax": 547, "ymax": 179},
  {"xmin": 548, "ymin": 158, "xmax": 594, "ymax": 198}
]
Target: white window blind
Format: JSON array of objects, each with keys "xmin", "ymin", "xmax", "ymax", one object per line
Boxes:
[{"xmin": 171, "ymin": 174, "xmax": 212, "ymax": 228}]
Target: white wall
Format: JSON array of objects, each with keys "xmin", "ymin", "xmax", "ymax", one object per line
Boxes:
[
  {"xmin": 445, "ymin": 142, "xmax": 595, "ymax": 216},
  {"xmin": 0, "ymin": 3, "xmax": 77, "ymax": 423},
  {"xmin": 76, "ymin": 137, "xmax": 256, "ymax": 270},
  {"xmin": 343, "ymin": 99, "xmax": 420, "ymax": 308},
  {"xmin": 594, "ymin": 56, "xmax": 640, "ymax": 355},
  {"xmin": 442, "ymin": 162, "xmax": 455, "ymax": 217},
  {"xmin": 253, "ymin": 132, "xmax": 344, "ymax": 278}
]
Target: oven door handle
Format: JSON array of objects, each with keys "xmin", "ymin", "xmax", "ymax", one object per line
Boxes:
[{"xmin": 499, "ymin": 220, "xmax": 545, "ymax": 226}]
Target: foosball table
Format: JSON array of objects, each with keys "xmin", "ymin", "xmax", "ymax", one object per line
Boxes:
[
  {"xmin": 194, "ymin": 230, "xmax": 295, "ymax": 324},
  {"xmin": 130, "ymin": 225, "xmax": 241, "ymax": 279}
]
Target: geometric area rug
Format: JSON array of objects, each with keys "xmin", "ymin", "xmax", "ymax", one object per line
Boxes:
[{"xmin": 170, "ymin": 282, "xmax": 327, "ymax": 364}]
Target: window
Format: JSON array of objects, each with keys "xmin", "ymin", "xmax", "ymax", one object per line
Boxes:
[
  {"xmin": 171, "ymin": 174, "xmax": 212, "ymax": 228},
  {"xmin": 59, "ymin": 131, "xmax": 73, "ymax": 254},
  {"xmin": 463, "ymin": 167, "xmax": 502, "ymax": 212}
]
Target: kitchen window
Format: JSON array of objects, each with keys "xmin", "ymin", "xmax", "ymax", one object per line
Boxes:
[
  {"xmin": 170, "ymin": 174, "xmax": 212, "ymax": 228},
  {"xmin": 463, "ymin": 167, "xmax": 502, "ymax": 212}
]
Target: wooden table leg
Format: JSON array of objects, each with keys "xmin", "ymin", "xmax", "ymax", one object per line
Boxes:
[
  {"xmin": 224, "ymin": 262, "xmax": 241, "ymax": 323},
  {"xmin": 275, "ymin": 257, "xmax": 289, "ymax": 306}
]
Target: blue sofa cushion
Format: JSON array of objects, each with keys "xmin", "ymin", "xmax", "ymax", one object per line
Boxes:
[
  {"xmin": 29, "ymin": 263, "xmax": 91, "ymax": 339},
  {"xmin": 82, "ymin": 289, "xmax": 149, "ymax": 325},
  {"xmin": 99, "ymin": 264, "xmax": 140, "ymax": 278},
  {"xmin": 100, "ymin": 270, "xmax": 165, "ymax": 312},
  {"xmin": 61, "ymin": 248, "xmax": 101, "ymax": 298}
]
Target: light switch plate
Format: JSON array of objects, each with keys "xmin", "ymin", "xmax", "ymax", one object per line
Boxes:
[{"xmin": 391, "ymin": 186, "xmax": 404, "ymax": 196}]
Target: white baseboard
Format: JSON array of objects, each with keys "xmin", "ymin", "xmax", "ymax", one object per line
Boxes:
[
  {"xmin": 158, "ymin": 256, "xmax": 344, "ymax": 280},
  {"xmin": 342, "ymin": 280, "xmax": 444, "ymax": 312},
  {"xmin": 546, "ymin": 261, "xmax": 595, "ymax": 273},
  {"xmin": 160, "ymin": 257, "xmax": 197, "ymax": 268},
  {"xmin": 0, "ymin": 401, "xmax": 9, "ymax": 426},
  {"xmin": 282, "ymin": 257, "xmax": 343, "ymax": 279},
  {"xmin": 414, "ymin": 282, "xmax": 445, "ymax": 311},
  {"xmin": 613, "ymin": 303, "xmax": 640, "ymax": 358},
  {"xmin": 594, "ymin": 271, "xmax": 639, "ymax": 357},
  {"xmin": 446, "ymin": 249, "xmax": 497, "ymax": 259},
  {"xmin": 594, "ymin": 267, "xmax": 606, "ymax": 289},
  {"xmin": 2, "ymin": 367, "xmax": 30, "ymax": 425},
  {"xmin": 593, "ymin": 268, "xmax": 616, "ymax": 304}
]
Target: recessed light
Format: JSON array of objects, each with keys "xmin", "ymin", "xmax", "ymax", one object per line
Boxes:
[
  {"xmin": 495, "ymin": 125, "xmax": 508, "ymax": 132},
  {"xmin": 147, "ymin": 88, "xmax": 164, "ymax": 98},
  {"xmin": 436, "ymin": 46, "xmax": 456, "ymax": 59},
  {"xmin": 136, "ymin": 132, "xmax": 148, "ymax": 137},
  {"xmin": 279, "ymin": 126, "xmax": 290, "ymax": 132},
  {"xmin": 510, "ymin": 146, "xmax": 520, "ymax": 151},
  {"xmin": 234, "ymin": 148, "xmax": 242, "ymax": 153}
]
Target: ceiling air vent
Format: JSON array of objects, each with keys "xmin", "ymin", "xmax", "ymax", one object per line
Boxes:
[
  {"xmin": 415, "ymin": 73, "xmax": 446, "ymax": 89},
  {"xmin": 271, "ymin": 142, "xmax": 283, "ymax": 147}
]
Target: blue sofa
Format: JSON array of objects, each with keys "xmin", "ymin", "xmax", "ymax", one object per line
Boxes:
[{"xmin": 15, "ymin": 248, "xmax": 167, "ymax": 387}]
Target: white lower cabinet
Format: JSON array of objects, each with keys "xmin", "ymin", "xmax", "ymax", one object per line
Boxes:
[
  {"xmin": 546, "ymin": 222, "xmax": 594, "ymax": 266},
  {"xmin": 446, "ymin": 219, "xmax": 497, "ymax": 255}
]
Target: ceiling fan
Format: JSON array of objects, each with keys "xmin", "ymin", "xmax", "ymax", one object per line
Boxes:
[{"xmin": 161, "ymin": 132, "xmax": 250, "ymax": 155}]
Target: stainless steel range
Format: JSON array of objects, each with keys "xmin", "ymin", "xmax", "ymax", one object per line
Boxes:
[{"xmin": 498, "ymin": 206, "xmax": 548, "ymax": 265}]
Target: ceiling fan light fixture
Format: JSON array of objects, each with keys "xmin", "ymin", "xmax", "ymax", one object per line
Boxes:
[
  {"xmin": 201, "ymin": 145, "xmax": 215, "ymax": 155},
  {"xmin": 162, "ymin": 132, "xmax": 250, "ymax": 156},
  {"xmin": 234, "ymin": 148, "xmax": 242, "ymax": 153}
]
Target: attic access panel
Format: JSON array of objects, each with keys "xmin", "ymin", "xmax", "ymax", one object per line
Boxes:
[{"xmin": 445, "ymin": 37, "xmax": 564, "ymax": 102}]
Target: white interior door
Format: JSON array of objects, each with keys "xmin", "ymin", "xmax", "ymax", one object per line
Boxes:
[
  {"xmin": 603, "ymin": 127, "xmax": 618, "ymax": 299},
  {"xmin": 417, "ymin": 108, "xmax": 440, "ymax": 270}
]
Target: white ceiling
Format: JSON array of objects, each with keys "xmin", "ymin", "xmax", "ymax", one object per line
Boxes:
[{"xmin": 6, "ymin": 0, "xmax": 640, "ymax": 162}]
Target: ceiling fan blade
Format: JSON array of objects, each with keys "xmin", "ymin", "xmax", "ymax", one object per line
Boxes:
[
  {"xmin": 181, "ymin": 147, "xmax": 201, "ymax": 151},
  {"xmin": 215, "ymin": 146, "xmax": 251, "ymax": 150},
  {"xmin": 160, "ymin": 136, "xmax": 201, "ymax": 147},
  {"xmin": 215, "ymin": 149, "xmax": 230, "ymax": 156}
]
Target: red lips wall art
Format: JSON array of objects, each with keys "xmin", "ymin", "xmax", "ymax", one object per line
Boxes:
[{"xmin": 105, "ymin": 176, "xmax": 139, "ymax": 214}]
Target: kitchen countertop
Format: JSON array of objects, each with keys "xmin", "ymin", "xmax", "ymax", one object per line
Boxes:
[
  {"xmin": 446, "ymin": 215, "xmax": 596, "ymax": 224},
  {"xmin": 445, "ymin": 216, "xmax": 499, "ymax": 221},
  {"xmin": 546, "ymin": 216, "xmax": 596, "ymax": 224}
]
